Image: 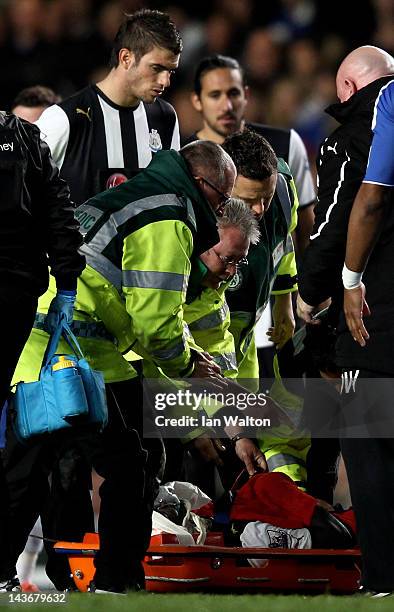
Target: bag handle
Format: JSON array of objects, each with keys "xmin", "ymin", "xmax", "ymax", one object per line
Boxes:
[
  {"xmin": 42, "ymin": 317, "xmax": 66, "ymax": 367},
  {"xmin": 41, "ymin": 316, "xmax": 86, "ymax": 369},
  {"xmin": 60, "ymin": 320, "xmax": 86, "ymax": 360}
]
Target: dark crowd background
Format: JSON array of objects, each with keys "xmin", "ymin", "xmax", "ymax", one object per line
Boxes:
[{"xmin": 1, "ymin": 0, "xmax": 393, "ymax": 172}]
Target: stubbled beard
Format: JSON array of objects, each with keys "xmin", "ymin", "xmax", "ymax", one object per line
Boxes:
[{"xmin": 208, "ymin": 118, "xmax": 240, "ymax": 138}]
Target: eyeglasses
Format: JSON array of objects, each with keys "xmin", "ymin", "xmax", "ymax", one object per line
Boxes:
[
  {"xmin": 215, "ymin": 251, "xmax": 249, "ymax": 269},
  {"xmin": 199, "ymin": 177, "xmax": 232, "ymax": 209}
]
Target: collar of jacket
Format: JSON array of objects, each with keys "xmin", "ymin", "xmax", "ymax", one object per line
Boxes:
[
  {"xmin": 277, "ymin": 157, "xmax": 292, "ymax": 181},
  {"xmin": 325, "ymin": 75, "xmax": 394, "ymax": 124},
  {"xmin": 143, "ymin": 149, "xmax": 219, "ymax": 256}
]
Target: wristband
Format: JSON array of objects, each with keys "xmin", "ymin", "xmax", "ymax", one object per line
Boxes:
[
  {"xmin": 342, "ymin": 264, "xmax": 363, "ymax": 290},
  {"xmin": 231, "ymin": 432, "xmax": 249, "ymax": 445}
]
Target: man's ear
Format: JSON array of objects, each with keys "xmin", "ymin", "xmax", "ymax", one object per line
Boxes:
[
  {"xmin": 244, "ymin": 85, "xmax": 250, "ymax": 103},
  {"xmin": 191, "ymin": 92, "xmax": 202, "ymax": 112},
  {"xmin": 345, "ymin": 78, "xmax": 357, "ymax": 99},
  {"xmin": 118, "ymin": 48, "xmax": 135, "ymax": 70}
]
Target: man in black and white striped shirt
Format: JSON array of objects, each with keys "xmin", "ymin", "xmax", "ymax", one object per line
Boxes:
[
  {"xmin": 184, "ymin": 54, "xmax": 316, "ymax": 257},
  {"xmin": 36, "ymin": 9, "xmax": 182, "ymax": 205}
]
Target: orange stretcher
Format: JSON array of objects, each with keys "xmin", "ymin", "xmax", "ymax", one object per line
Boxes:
[{"xmin": 54, "ymin": 532, "xmax": 361, "ymax": 594}]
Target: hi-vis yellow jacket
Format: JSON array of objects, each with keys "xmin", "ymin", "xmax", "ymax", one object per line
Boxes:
[
  {"xmin": 185, "ymin": 284, "xmax": 237, "ymax": 378},
  {"xmin": 13, "ymin": 150, "xmax": 221, "ymax": 384}
]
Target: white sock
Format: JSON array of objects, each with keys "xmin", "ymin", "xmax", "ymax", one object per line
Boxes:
[{"xmin": 17, "ymin": 550, "xmax": 39, "ymax": 584}]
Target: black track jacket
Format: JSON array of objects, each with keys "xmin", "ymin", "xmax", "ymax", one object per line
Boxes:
[
  {"xmin": 298, "ymin": 76, "xmax": 394, "ymax": 373},
  {"xmin": 0, "ymin": 112, "xmax": 85, "ymax": 296}
]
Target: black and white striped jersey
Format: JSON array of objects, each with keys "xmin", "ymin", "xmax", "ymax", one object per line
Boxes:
[{"xmin": 36, "ymin": 84, "xmax": 180, "ymax": 204}]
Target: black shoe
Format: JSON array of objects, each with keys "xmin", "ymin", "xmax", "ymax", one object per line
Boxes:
[
  {"xmin": 0, "ymin": 576, "xmax": 21, "ymax": 593},
  {"xmin": 358, "ymin": 586, "xmax": 394, "ymax": 598},
  {"xmin": 310, "ymin": 505, "xmax": 356, "ymax": 548}
]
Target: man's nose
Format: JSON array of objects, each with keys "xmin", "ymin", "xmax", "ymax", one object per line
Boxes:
[
  {"xmin": 221, "ymin": 96, "xmax": 233, "ymax": 112},
  {"xmin": 158, "ymin": 71, "xmax": 171, "ymax": 89},
  {"xmin": 251, "ymin": 202, "xmax": 263, "ymax": 218}
]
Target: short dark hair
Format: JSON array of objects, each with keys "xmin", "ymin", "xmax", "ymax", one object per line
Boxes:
[
  {"xmin": 194, "ymin": 54, "xmax": 246, "ymax": 96},
  {"xmin": 110, "ymin": 9, "xmax": 183, "ymax": 68},
  {"xmin": 222, "ymin": 129, "xmax": 277, "ymax": 181},
  {"xmin": 12, "ymin": 85, "xmax": 60, "ymax": 110}
]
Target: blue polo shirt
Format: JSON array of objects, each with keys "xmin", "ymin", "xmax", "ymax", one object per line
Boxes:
[{"xmin": 364, "ymin": 79, "xmax": 394, "ymax": 187}]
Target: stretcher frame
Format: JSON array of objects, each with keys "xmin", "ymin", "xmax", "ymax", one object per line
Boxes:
[{"xmin": 54, "ymin": 533, "xmax": 361, "ymax": 594}]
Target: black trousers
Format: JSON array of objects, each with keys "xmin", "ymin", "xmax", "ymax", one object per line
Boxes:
[
  {"xmin": 340, "ymin": 369, "xmax": 394, "ymax": 592},
  {"xmin": 4, "ymin": 377, "xmax": 163, "ymax": 591},
  {"xmin": 302, "ymin": 371, "xmax": 342, "ymax": 504},
  {"xmin": 4, "ymin": 425, "xmax": 95, "ymax": 587},
  {"xmin": 306, "ymin": 438, "xmax": 341, "ymax": 505},
  {"xmin": 0, "ymin": 285, "xmax": 37, "ymax": 580}
]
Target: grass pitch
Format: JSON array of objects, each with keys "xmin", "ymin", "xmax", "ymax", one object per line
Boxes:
[{"xmin": 5, "ymin": 592, "xmax": 394, "ymax": 612}]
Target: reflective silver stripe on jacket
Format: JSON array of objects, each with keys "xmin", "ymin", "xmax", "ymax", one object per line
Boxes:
[
  {"xmin": 33, "ymin": 313, "xmax": 115, "ymax": 343},
  {"xmin": 185, "ymin": 198, "xmax": 197, "ymax": 231},
  {"xmin": 276, "ymin": 172, "xmax": 292, "ymax": 230},
  {"xmin": 242, "ymin": 330, "xmax": 254, "ymax": 353},
  {"xmin": 85, "ymin": 193, "xmax": 194, "ymax": 255},
  {"xmin": 80, "ymin": 243, "xmax": 122, "ymax": 291},
  {"xmin": 188, "ymin": 303, "xmax": 229, "ymax": 331},
  {"xmin": 122, "ymin": 270, "xmax": 189, "ymax": 292},
  {"xmin": 151, "ymin": 338, "xmax": 187, "ymax": 361},
  {"xmin": 79, "ymin": 194, "xmax": 195, "ymax": 292},
  {"xmin": 212, "ymin": 352, "xmax": 237, "ymax": 372},
  {"xmin": 284, "ymin": 233, "xmax": 294, "ymax": 255},
  {"xmin": 266, "ymin": 453, "xmax": 306, "ymax": 471},
  {"xmin": 183, "ymin": 324, "xmax": 192, "ymax": 340},
  {"xmin": 256, "ymin": 303, "xmax": 269, "ymax": 323}
]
